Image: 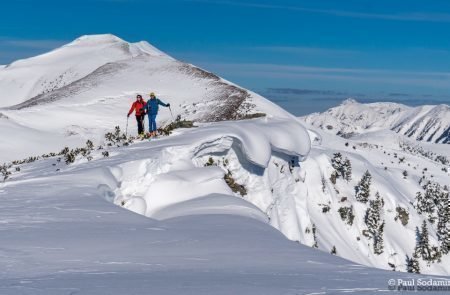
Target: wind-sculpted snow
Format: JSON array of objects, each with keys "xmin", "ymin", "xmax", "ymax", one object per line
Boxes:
[
  {"xmin": 191, "ymin": 119, "xmax": 311, "ymax": 167},
  {"xmin": 104, "ymin": 118, "xmax": 310, "ymax": 221}
]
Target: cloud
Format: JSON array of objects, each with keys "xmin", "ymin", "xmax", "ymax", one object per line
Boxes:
[
  {"xmin": 0, "ymin": 38, "xmax": 68, "ymax": 64},
  {"xmin": 0, "ymin": 39, "xmax": 67, "ymax": 50},
  {"xmin": 388, "ymin": 92, "xmax": 412, "ymax": 97},
  {"xmin": 252, "ymin": 46, "xmax": 360, "ymax": 57},
  {"xmin": 266, "ymin": 88, "xmax": 349, "ymax": 96},
  {"xmin": 183, "ymin": 0, "xmax": 450, "ymax": 23},
  {"xmin": 204, "ymin": 62, "xmax": 450, "ymax": 77},
  {"xmin": 199, "ymin": 62, "xmax": 450, "ymax": 89}
]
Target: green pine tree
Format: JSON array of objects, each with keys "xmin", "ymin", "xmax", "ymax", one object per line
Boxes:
[
  {"xmin": 344, "ymin": 158, "xmax": 352, "ymax": 181},
  {"xmin": 365, "ymin": 192, "xmax": 385, "ymax": 254},
  {"xmin": 355, "ymin": 170, "xmax": 372, "ymax": 203},
  {"xmin": 415, "ymin": 221, "xmax": 432, "ymax": 261},
  {"xmin": 406, "ymin": 254, "xmax": 420, "ymax": 273},
  {"xmin": 437, "ymin": 191, "xmax": 450, "ymax": 254}
]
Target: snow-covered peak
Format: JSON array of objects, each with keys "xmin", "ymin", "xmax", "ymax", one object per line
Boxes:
[
  {"xmin": 67, "ymin": 33, "xmax": 126, "ymax": 45},
  {"xmin": 0, "ymin": 34, "xmax": 173, "ymax": 108},
  {"xmin": 340, "ymin": 98, "xmax": 359, "ymax": 105},
  {"xmin": 64, "ymin": 34, "xmax": 166, "ymax": 57}
]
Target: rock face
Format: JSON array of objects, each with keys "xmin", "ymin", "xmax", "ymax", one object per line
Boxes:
[{"xmin": 302, "ymin": 99, "xmax": 450, "ymax": 144}]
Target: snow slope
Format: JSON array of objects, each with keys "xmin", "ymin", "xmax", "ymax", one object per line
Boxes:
[
  {"xmin": 1, "ymin": 118, "xmax": 447, "ymax": 294},
  {"xmin": 296, "ymin": 124, "xmax": 450, "ymax": 275},
  {"xmin": 302, "ymin": 99, "xmax": 450, "ymax": 144}
]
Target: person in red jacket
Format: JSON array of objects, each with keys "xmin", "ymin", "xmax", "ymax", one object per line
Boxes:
[{"xmin": 127, "ymin": 94, "xmax": 146, "ymax": 135}]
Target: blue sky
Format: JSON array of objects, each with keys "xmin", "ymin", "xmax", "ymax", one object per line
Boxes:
[{"xmin": 1, "ymin": 0, "xmax": 450, "ymax": 114}]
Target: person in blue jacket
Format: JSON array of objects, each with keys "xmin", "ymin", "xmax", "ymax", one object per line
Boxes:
[{"xmin": 144, "ymin": 92, "xmax": 170, "ymax": 137}]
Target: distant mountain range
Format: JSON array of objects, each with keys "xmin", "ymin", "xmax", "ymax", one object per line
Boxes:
[{"xmin": 302, "ymin": 99, "xmax": 450, "ymax": 144}]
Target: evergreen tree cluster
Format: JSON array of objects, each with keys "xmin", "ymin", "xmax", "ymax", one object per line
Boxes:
[
  {"xmin": 415, "ymin": 181, "xmax": 441, "ymax": 222},
  {"xmin": 415, "ymin": 180, "xmax": 450, "ymax": 237},
  {"xmin": 399, "ymin": 141, "xmax": 449, "ymax": 166},
  {"xmin": 355, "ymin": 170, "xmax": 372, "ymax": 203},
  {"xmin": 105, "ymin": 126, "xmax": 129, "ymax": 146},
  {"xmin": 436, "ymin": 187, "xmax": 450, "ymax": 254},
  {"xmin": 414, "ymin": 180, "xmax": 450, "ymax": 263},
  {"xmin": 0, "ymin": 121, "xmax": 186, "ymax": 183},
  {"xmin": 62, "ymin": 140, "xmax": 96, "ymax": 164},
  {"xmin": 414, "ymin": 221, "xmax": 442, "ymax": 265},
  {"xmin": 331, "ymin": 153, "xmax": 352, "ymax": 182},
  {"xmin": 0, "ymin": 163, "xmax": 12, "ymax": 181},
  {"xmin": 1, "ymin": 126, "xmax": 137, "ymax": 182},
  {"xmin": 338, "ymin": 206, "xmax": 355, "ymax": 226}
]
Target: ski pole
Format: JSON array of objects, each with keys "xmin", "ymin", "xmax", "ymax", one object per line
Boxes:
[
  {"xmin": 125, "ymin": 116, "xmax": 129, "ymax": 137},
  {"xmin": 142, "ymin": 115, "xmax": 146, "ymax": 134},
  {"xmin": 169, "ymin": 106, "xmax": 174, "ymax": 121}
]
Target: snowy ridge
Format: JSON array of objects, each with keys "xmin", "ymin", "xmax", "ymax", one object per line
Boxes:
[{"xmin": 302, "ymin": 99, "xmax": 450, "ymax": 144}]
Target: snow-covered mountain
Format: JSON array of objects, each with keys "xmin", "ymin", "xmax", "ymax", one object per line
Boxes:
[
  {"xmin": 302, "ymin": 99, "xmax": 450, "ymax": 144},
  {"xmin": 0, "ymin": 34, "xmax": 288, "ymax": 162},
  {"xmin": 1, "ymin": 35, "xmax": 450, "ymax": 292}
]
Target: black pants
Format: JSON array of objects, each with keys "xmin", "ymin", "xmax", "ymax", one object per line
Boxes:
[{"xmin": 136, "ymin": 115, "xmax": 145, "ymax": 134}]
